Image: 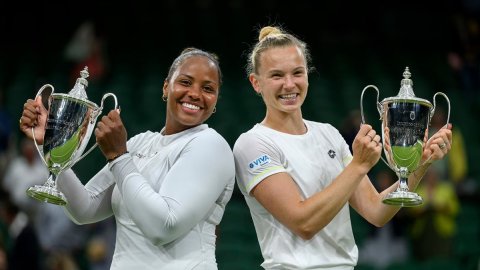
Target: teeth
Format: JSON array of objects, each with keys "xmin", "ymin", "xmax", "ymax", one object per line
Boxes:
[
  {"xmin": 182, "ymin": 103, "xmax": 200, "ymax": 110},
  {"xmin": 280, "ymin": 94, "xmax": 297, "ymax": 100}
]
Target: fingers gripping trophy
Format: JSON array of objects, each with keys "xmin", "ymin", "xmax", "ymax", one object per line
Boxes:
[
  {"xmin": 360, "ymin": 67, "xmax": 450, "ymax": 207},
  {"xmin": 26, "ymin": 67, "xmax": 118, "ymax": 205}
]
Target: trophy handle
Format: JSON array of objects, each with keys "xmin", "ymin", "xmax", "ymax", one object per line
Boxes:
[
  {"xmin": 430, "ymin": 92, "xmax": 451, "ymax": 128},
  {"xmin": 77, "ymin": 93, "xmax": 119, "ymax": 161},
  {"xmin": 32, "ymin": 84, "xmax": 54, "ymax": 167},
  {"xmin": 360, "ymin": 85, "xmax": 382, "ymax": 124},
  {"xmin": 420, "ymin": 92, "xmax": 451, "ymax": 165},
  {"xmin": 360, "ymin": 85, "xmax": 391, "ymax": 168}
]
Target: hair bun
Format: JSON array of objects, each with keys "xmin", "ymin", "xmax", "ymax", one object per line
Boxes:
[{"xmin": 259, "ymin": 26, "xmax": 282, "ymax": 41}]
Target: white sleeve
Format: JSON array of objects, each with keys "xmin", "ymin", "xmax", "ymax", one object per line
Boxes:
[
  {"xmin": 56, "ymin": 132, "xmax": 148, "ymax": 224},
  {"xmin": 56, "ymin": 166, "xmax": 115, "ymax": 224},
  {"xmin": 109, "ymin": 132, "xmax": 235, "ymax": 245},
  {"xmin": 233, "ymin": 132, "xmax": 286, "ymax": 195}
]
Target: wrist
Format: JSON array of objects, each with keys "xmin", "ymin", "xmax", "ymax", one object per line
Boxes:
[
  {"xmin": 347, "ymin": 161, "xmax": 371, "ymax": 178},
  {"xmin": 107, "ymin": 151, "xmax": 129, "ymax": 163}
]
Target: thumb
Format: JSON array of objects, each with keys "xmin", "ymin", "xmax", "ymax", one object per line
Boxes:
[
  {"xmin": 34, "ymin": 95, "xmax": 48, "ymax": 114},
  {"xmin": 34, "ymin": 95, "xmax": 42, "ymax": 105}
]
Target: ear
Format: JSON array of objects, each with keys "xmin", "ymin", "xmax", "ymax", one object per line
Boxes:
[
  {"xmin": 249, "ymin": 73, "xmax": 261, "ymax": 95},
  {"xmin": 162, "ymin": 80, "xmax": 169, "ymax": 97}
]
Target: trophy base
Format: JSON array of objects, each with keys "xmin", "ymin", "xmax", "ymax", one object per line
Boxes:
[
  {"xmin": 26, "ymin": 185, "xmax": 67, "ymax": 206},
  {"xmin": 382, "ymin": 191, "xmax": 423, "ymax": 207}
]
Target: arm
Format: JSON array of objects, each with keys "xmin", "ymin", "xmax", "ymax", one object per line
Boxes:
[
  {"xmin": 57, "ymin": 167, "xmax": 115, "ymax": 224},
  {"xmin": 252, "ymin": 162, "xmax": 371, "ymax": 240},
  {"xmin": 57, "ymin": 117, "xmax": 155, "ymax": 224},
  {"xmin": 109, "ymin": 132, "xmax": 234, "ymax": 246},
  {"xmin": 249, "ymin": 124, "xmax": 381, "ymax": 240},
  {"xmin": 349, "ymin": 124, "xmax": 453, "ymax": 226}
]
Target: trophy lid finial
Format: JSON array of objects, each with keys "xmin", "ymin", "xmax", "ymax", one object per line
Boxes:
[
  {"xmin": 68, "ymin": 66, "xmax": 89, "ymax": 100},
  {"xmin": 381, "ymin": 66, "xmax": 433, "ymax": 108},
  {"xmin": 400, "ymin": 67, "xmax": 413, "ymax": 87},
  {"xmin": 77, "ymin": 66, "xmax": 89, "ymax": 87},
  {"xmin": 397, "ymin": 66, "xmax": 415, "ymax": 98}
]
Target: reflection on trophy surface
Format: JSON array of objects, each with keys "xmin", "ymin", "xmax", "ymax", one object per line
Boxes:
[
  {"xmin": 27, "ymin": 67, "xmax": 118, "ymax": 205},
  {"xmin": 360, "ymin": 67, "xmax": 450, "ymax": 207}
]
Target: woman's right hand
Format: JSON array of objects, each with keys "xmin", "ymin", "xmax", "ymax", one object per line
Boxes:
[
  {"xmin": 19, "ymin": 96, "xmax": 48, "ymax": 144},
  {"xmin": 351, "ymin": 124, "xmax": 382, "ymax": 174}
]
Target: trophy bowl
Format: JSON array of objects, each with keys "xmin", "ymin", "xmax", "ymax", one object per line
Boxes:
[
  {"xmin": 27, "ymin": 67, "xmax": 118, "ymax": 205},
  {"xmin": 360, "ymin": 67, "xmax": 450, "ymax": 207}
]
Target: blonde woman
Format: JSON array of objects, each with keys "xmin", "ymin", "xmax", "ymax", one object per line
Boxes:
[{"xmin": 233, "ymin": 26, "xmax": 452, "ymax": 269}]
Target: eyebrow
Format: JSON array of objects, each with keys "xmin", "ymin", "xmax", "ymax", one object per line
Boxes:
[
  {"xmin": 265, "ymin": 69, "xmax": 284, "ymax": 76},
  {"xmin": 178, "ymin": 73, "xmax": 218, "ymax": 86},
  {"xmin": 266, "ymin": 66, "xmax": 305, "ymax": 75}
]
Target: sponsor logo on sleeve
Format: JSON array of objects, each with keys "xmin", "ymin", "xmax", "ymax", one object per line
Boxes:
[{"xmin": 248, "ymin": 154, "xmax": 271, "ymax": 170}]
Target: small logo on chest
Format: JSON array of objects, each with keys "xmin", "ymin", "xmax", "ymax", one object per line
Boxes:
[
  {"xmin": 328, "ymin": 150, "xmax": 336, "ymax": 158},
  {"xmin": 134, "ymin": 152, "xmax": 158, "ymax": 159}
]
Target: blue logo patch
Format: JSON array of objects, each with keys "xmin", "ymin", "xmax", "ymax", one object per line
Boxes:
[{"xmin": 248, "ymin": 154, "xmax": 271, "ymax": 170}]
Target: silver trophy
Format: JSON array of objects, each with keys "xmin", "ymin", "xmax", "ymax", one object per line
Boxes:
[
  {"xmin": 360, "ymin": 67, "xmax": 450, "ymax": 207},
  {"xmin": 27, "ymin": 67, "xmax": 118, "ymax": 205}
]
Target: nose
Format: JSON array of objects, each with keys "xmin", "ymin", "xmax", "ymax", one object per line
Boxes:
[
  {"xmin": 284, "ymin": 75, "xmax": 295, "ymax": 90},
  {"xmin": 188, "ymin": 84, "xmax": 201, "ymax": 99}
]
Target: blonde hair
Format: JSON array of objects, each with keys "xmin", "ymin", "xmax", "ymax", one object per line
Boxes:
[
  {"xmin": 258, "ymin": 26, "xmax": 282, "ymax": 40},
  {"xmin": 246, "ymin": 26, "xmax": 311, "ymax": 76}
]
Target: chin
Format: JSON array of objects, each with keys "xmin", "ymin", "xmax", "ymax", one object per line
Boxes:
[{"xmin": 178, "ymin": 117, "xmax": 205, "ymax": 127}]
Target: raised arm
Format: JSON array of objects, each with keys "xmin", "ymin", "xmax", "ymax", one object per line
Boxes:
[
  {"xmin": 109, "ymin": 132, "xmax": 234, "ymax": 245},
  {"xmin": 57, "ymin": 167, "xmax": 115, "ymax": 224},
  {"xmin": 243, "ymin": 124, "xmax": 382, "ymax": 240}
]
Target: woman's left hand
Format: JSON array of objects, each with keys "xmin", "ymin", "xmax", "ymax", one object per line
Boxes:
[
  {"xmin": 95, "ymin": 109, "xmax": 128, "ymax": 161},
  {"xmin": 422, "ymin": 123, "xmax": 453, "ymax": 163}
]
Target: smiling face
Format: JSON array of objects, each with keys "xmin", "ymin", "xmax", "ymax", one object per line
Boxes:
[
  {"xmin": 249, "ymin": 45, "xmax": 308, "ymax": 116},
  {"xmin": 163, "ymin": 55, "xmax": 220, "ymax": 135}
]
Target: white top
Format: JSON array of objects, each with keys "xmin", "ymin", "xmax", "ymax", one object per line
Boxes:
[
  {"xmin": 233, "ymin": 120, "xmax": 357, "ymax": 270},
  {"xmin": 57, "ymin": 124, "xmax": 235, "ymax": 270}
]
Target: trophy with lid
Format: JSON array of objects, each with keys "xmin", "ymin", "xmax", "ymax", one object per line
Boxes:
[
  {"xmin": 27, "ymin": 67, "xmax": 118, "ymax": 205},
  {"xmin": 360, "ymin": 67, "xmax": 450, "ymax": 206}
]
